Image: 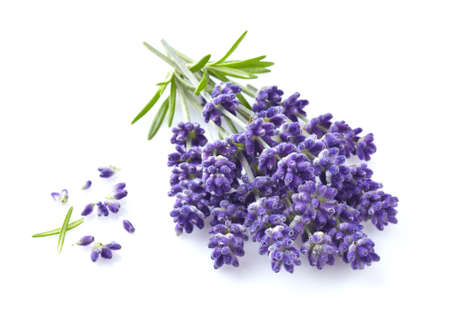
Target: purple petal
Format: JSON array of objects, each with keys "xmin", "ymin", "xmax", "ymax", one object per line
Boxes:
[
  {"xmin": 77, "ymin": 235, "xmax": 95, "ymax": 246},
  {"xmin": 81, "ymin": 203, "xmax": 95, "ymax": 216},
  {"xmin": 82, "ymin": 180, "xmax": 92, "ymax": 190},
  {"xmin": 90, "ymin": 250, "xmax": 99, "ymax": 262},
  {"xmin": 105, "ymin": 242, "xmax": 121, "ymax": 250},
  {"xmin": 100, "ymin": 247, "xmax": 113, "ymax": 259},
  {"xmin": 123, "ymin": 219, "xmax": 135, "ymax": 233}
]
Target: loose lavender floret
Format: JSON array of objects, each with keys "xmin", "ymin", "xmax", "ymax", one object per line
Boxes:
[
  {"xmin": 89, "ymin": 242, "xmax": 121, "ymax": 262},
  {"xmin": 76, "ymin": 235, "xmax": 95, "ymax": 246},
  {"xmin": 98, "ymin": 166, "xmax": 118, "ymax": 178},
  {"xmin": 97, "ymin": 202, "xmax": 109, "ymax": 216},
  {"xmin": 106, "ymin": 202, "xmax": 120, "ymax": 213},
  {"xmin": 123, "ymin": 219, "xmax": 135, "ymax": 233},
  {"xmin": 81, "ymin": 203, "xmax": 95, "ymax": 216},
  {"xmin": 82, "ymin": 180, "xmax": 92, "ymax": 190},
  {"xmin": 51, "ymin": 189, "xmax": 69, "ymax": 204}
]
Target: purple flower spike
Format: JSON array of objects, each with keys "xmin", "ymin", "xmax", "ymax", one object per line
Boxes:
[
  {"xmin": 100, "ymin": 247, "xmax": 113, "ymax": 259},
  {"xmin": 76, "ymin": 235, "xmax": 95, "ymax": 246},
  {"xmin": 97, "ymin": 202, "xmax": 109, "ymax": 216},
  {"xmin": 98, "ymin": 166, "xmax": 117, "ymax": 178},
  {"xmin": 82, "ymin": 180, "xmax": 92, "ymax": 190},
  {"xmin": 81, "ymin": 203, "xmax": 95, "ymax": 216},
  {"xmin": 90, "ymin": 249, "xmax": 99, "ymax": 262},
  {"xmin": 123, "ymin": 219, "xmax": 135, "ymax": 233},
  {"xmin": 106, "ymin": 202, "xmax": 120, "ymax": 213},
  {"xmin": 106, "ymin": 242, "xmax": 122, "ymax": 250}
]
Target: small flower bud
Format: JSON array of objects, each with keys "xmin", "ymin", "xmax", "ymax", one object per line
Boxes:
[
  {"xmin": 81, "ymin": 203, "xmax": 95, "ymax": 216},
  {"xmin": 100, "ymin": 247, "xmax": 113, "ymax": 259},
  {"xmin": 82, "ymin": 180, "xmax": 92, "ymax": 190},
  {"xmin": 106, "ymin": 242, "xmax": 121, "ymax": 250},
  {"xmin": 114, "ymin": 182, "xmax": 126, "ymax": 191},
  {"xmin": 123, "ymin": 219, "xmax": 135, "ymax": 233},
  {"xmin": 114, "ymin": 190, "xmax": 128, "ymax": 200},
  {"xmin": 91, "ymin": 249, "xmax": 99, "ymax": 262},
  {"xmin": 106, "ymin": 202, "xmax": 120, "ymax": 213},
  {"xmin": 98, "ymin": 166, "xmax": 117, "ymax": 178},
  {"xmin": 76, "ymin": 235, "xmax": 95, "ymax": 246},
  {"xmin": 97, "ymin": 202, "xmax": 109, "ymax": 216}
]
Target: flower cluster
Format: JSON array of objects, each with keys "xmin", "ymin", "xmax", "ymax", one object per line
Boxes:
[
  {"xmin": 167, "ymin": 82, "xmax": 399, "ymax": 273},
  {"xmin": 81, "ymin": 182, "xmax": 128, "ymax": 217},
  {"xmin": 76, "ymin": 236, "xmax": 122, "ymax": 262}
]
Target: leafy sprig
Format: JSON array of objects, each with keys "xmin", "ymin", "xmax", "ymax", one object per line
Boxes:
[{"xmin": 132, "ymin": 31, "xmax": 273, "ymax": 140}]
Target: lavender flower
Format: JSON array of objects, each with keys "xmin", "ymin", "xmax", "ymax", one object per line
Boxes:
[
  {"xmin": 253, "ymin": 86, "xmax": 284, "ymax": 112},
  {"xmin": 282, "ymin": 92, "xmax": 309, "ymax": 121},
  {"xmin": 203, "ymin": 83, "xmax": 241, "ymax": 125},
  {"xmin": 358, "ymin": 190, "xmax": 398, "ymax": 230},
  {"xmin": 81, "ymin": 203, "xmax": 95, "ymax": 216},
  {"xmin": 356, "ymin": 133, "xmax": 376, "ymax": 161},
  {"xmin": 306, "ymin": 113, "xmax": 333, "ymax": 138},
  {"xmin": 91, "ymin": 249, "xmax": 99, "ymax": 262},
  {"xmin": 123, "ymin": 219, "xmax": 135, "ymax": 233},
  {"xmin": 300, "ymin": 232, "xmax": 337, "ymax": 269},
  {"xmin": 101, "ymin": 247, "xmax": 113, "ymax": 259},
  {"xmin": 82, "ymin": 180, "xmax": 92, "ymax": 190},
  {"xmin": 106, "ymin": 202, "xmax": 120, "ymax": 213},
  {"xmin": 97, "ymin": 202, "xmax": 109, "ymax": 216},
  {"xmin": 202, "ymin": 155, "xmax": 237, "ymax": 196},
  {"xmin": 170, "ymin": 122, "xmax": 207, "ymax": 147},
  {"xmin": 76, "ymin": 235, "xmax": 95, "ymax": 246},
  {"xmin": 273, "ymin": 153, "xmax": 315, "ymax": 191},
  {"xmin": 98, "ymin": 166, "xmax": 118, "ymax": 178},
  {"xmin": 105, "ymin": 242, "xmax": 122, "ymax": 250},
  {"xmin": 51, "ymin": 189, "xmax": 69, "ymax": 204}
]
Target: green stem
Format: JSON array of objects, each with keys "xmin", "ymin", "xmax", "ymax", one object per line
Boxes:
[
  {"xmin": 32, "ymin": 218, "xmax": 84, "ymax": 238},
  {"xmin": 143, "ymin": 42, "xmax": 177, "ymax": 69},
  {"xmin": 57, "ymin": 206, "xmax": 73, "ymax": 254},
  {"xmin": 240, "ymin": 153, "xmax": 255, "ymax": 181},
  {"xmin": 177, "ymin": 82, "xmax": 191, "ymax": 122}
]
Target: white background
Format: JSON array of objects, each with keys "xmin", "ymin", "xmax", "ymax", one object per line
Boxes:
[{"xmin": 1, "ymin": 1, "xmax": 449, "ymax": 320}]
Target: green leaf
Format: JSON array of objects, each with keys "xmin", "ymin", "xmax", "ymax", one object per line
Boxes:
[
  {"xmin": 57, "ymin": 206, "xmax": 73, "ymax": 254},
  {"xmin": 216, "ymin": 56, "xmax": 274, "ymax": 69},
  {"xmin": 208, "ymin": 69, "xmax": 230, "ymax": 82},
  {"xmin": 209, "ymin": 66, "xmax": 256, "ymax": 79},
  {"xmin": 213, "ymin": 31, "xmax": 248, "ymax": 65},
  {"xmin": 236, "ymin": 93, "xmax": 252, "ymax": 110},
  {"xmin": 148, "ymin": 98, "xmax": 169, "ymax": 140},
  {"xmin": 131, "ymin": 82, "xmax": 169, "ymax": 124},
  {"xmin": 190, "ymin": 54, "xmax": 211, "ymax": 72},
  {"xmin": 32, "ymin": 218, "xmax": 84, "ymax": 238},
  {"xmin": 167, "ymin": 78, "xmax": 177, "ymax": 127},
  {"xmin": 240, "ymin": 67, "xmax": 271, "ymax": 74},
  {"xmin": 194, "ymin": 70, "xmax": 209, "ymax": 95}
]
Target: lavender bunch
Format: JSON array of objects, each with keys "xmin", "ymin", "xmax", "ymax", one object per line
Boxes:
[{"xmin": 132, "ymin": 32, "xmax": 398, "ymax": 273}]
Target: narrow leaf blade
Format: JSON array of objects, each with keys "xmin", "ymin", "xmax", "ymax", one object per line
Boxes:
[
  {"xmin": 209, "ymin": 66, "xmax": 256, "ymax": 79},
  {"xmin": 131, "ymin": 82, "xmax": 168, "ymax": 124},
  {"xmin": 148, "ymin": 98, "xmax": 170, "ymax": 140},
  {"xmin": 194, "ymin": 70, "xmax": 209, "ymax": 95},
  {"xmin": 57, "ymin": 206, "xmax": 73, "ymax": 254},
  {"xmin": 190, "ymin": 54, "xmax": 211, "ymax": 72},
  {"xmin": 32, "ymin": 218, "xmax": 84, "ymax": 238},
  {"xmin": 213, "ymin": 31, "xmax": 248, "ymax": 65},
  {"xmin": 167, "ymin": 78, "xmax": 177, "ymax": 127}
]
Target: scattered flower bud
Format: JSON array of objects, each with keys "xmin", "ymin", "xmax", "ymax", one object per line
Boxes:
[
  {"xmin": 98, "ymin": 166, "xmax": 118, "ymax": 178},
  {"xmin": 91, "ymin": 249, "xmax": 99, "ymax": 262},
  {"xmin": 51, "ymin": 189, "xmax": 69, "ymax": 204},
  {"xmin": 76, "ymin": 235, "xmax": 95, "ymax": 246},
  {"xmin": 97, "ymin": 202, "xmax": 109, "ymax": 216},
  {"xmin": 106, "ymin": 202, "xmax": 120, "ymax": 213},
  {"xmin": 100, "ymin": 247, "xmax": 113, "ymax": 259},
  {"xmin": 81, "ymin": 203, "xmax": 95, "ymax": 216},
  {"xmin": 82, "ymin": 180, "xmax": 92, "ymax": 190},
  {"xmin": 123, "ymin": 219, "xmax": 135, "ymax": 233},
  {"xmin": 105, "ymin": 242, "xmax": 122, "ymax": 250}
]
